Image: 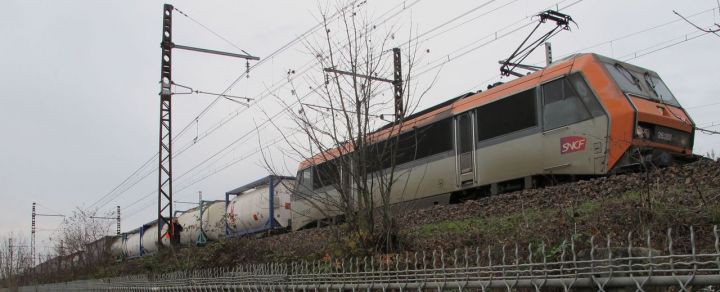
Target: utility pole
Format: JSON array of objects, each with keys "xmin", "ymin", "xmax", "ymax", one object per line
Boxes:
[
  {"xmin": 8, "ymin": 238, "xmax": 13, "ymax": 273},
  {"xmin": 157, "ymin": 4, "xmax": 259, "ymax": 246},
  {"xmin": 116, "ymin": 206, "xmax": 121, "ymax": 235},
  {"xmin": 392, "ymin": 48, "xmax": 404, "ymax": 120},
  {"xmin": 31, "ymin": 202, "xmax": 35, "ymax": 267},
  {"xmin": 31, "ymin": 202, "xmax": 64, "ymax": 268},
  {"xmin": 323, "ymin": 47, "xmax": 404, "ymax": 121}
]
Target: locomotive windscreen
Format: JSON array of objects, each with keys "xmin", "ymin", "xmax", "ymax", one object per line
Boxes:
[{"xmin": 603, "ymin": 62, "xmax": 681, "ymax": 108}]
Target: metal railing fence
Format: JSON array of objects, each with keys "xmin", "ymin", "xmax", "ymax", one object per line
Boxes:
[{"xmin": 11, "ymin": 225, "xmax": 720, "ymax": 292}]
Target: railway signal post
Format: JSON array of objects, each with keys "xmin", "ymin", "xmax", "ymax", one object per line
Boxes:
[{"xmin": 157, "ymin": 4, "xmax": 259, "ymax": 246}]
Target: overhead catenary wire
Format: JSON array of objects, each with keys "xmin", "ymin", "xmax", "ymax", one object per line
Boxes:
[
  {"xmin": 697, "ymin": 127, "xmax": 720, "ymax": 135},
  {"xmin": 123, "ymin": 115, "xmax": 324, "ymax": 218},
  {"xmin": 407, "ymin": 0, "xmax": 584, "ymax": 78},
  {"xmin": 34, "ymin": 202, "xmax": 65, "ymax": 218},
  {"xmin": 87, "ymin": 155, "xmax": 156, "ymax": 210},
  {"xmin": 686, "ymin": 101, "xmax": 720, "ymax": 110},
  {"xmin": 620, "ymin": 30, "xmax": 712, "ymax": 62},
  {"xmin": 301, "ymin": 103, "xmax": 395, "ymax": 121},
  {"xmin": 536, "ymin": 7, "xmax": 719, "ymax": 65},
  {"xmin": 173, "ymin": 7, "xmax": 254, "ymax": 56},
  {"xmin": 394, "ymin": 0, "xmax": 502, "ymax": 49},
  {"xmin": 172, "ymin": 82, "xmax": 253, "ymax": 105},
  {"xmin": 484, "ymin": 6, "xmax": 720, "ymax": 92}
]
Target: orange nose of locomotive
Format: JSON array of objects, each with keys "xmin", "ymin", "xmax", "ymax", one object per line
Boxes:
[
  {"xmin": 631, "ymin": 96, "xmax": 693, "ymax": 154},
  {"xmin": 598, "ymin": 58, "xmax": 695, "ymax": 169}
]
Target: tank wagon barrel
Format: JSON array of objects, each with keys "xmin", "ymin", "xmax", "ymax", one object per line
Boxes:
[
  {"xmin": 102, "ymin": 175, "xmax": 295, "ymax": 260},
  {"xmin": 225, "ymin": 175, "xmax": 295, "ymax": 237}
]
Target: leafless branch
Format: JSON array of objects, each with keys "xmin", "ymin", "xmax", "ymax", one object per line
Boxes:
[{"xmin": 673, "ymin": 10, "xmax": 720, "ymax": 37}]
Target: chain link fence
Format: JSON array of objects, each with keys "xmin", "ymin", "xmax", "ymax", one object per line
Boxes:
[{"xmin": 8, "ymin": 225, "xmax": 720, "ymax": 291}]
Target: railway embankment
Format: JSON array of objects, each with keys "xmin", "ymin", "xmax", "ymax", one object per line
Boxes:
[{"xmin": 87, "ymin": 159, "xmax": 720, "ymax": 279}]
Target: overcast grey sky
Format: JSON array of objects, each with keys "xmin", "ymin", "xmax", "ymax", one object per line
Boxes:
[{"xmin": 1, "ymin": 0, "xmax": 718, "ymax": 256}]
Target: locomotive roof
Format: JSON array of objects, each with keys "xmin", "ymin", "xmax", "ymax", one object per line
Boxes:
[
  {"xmin": 375, "ymin": 91, "xmax": 475, "ymax": 132},
  {"xmin": 226, "ymin": 175, "xmax": 295, "ymax": 195}
]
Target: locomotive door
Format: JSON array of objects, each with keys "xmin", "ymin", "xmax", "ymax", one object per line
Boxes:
[{"xmin": 455, "ymin": 111, "xmax": 475, "ymax": 186}]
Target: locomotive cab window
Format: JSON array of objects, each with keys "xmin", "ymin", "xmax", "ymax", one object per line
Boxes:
[
  {"xmin": 298, "ymin": 168, "xmax": 313, "ymax": 190},
  {"xmin": 603, "ymin": 63, "xmax": 681, "ymax": 107},
  {"xmin": 542, "ymin": 74, "xmax": 601, "ymax": 130},
  {"xmin": 313, "ymin": 161, "xmax": 339, "ymax": 189},
  {"xmin": 568, "ymin": 74, "xmax": 604, "ymax": 117},
  {"xmin": 476, "ymin": 89, "xmax": 537, "ymax": 141}
]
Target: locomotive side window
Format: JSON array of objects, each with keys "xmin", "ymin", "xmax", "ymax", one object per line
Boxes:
[
  {"xmin": 476, "ymin": 89, "xmax": 537, "ymax": 141},
  {"xmin": 368, "ymin": 138, "xmax": 392, "ymax": 172},
  {"xmin": 313, "ymin": 161, "xmax": 339, "ymax": 189},
  {"xmin": 367, "ymin": 129, "xmax": 418, "ymax": 172},
  {"xmin": 394, "ymin": 129, "xmax": 418, "ymax": 167},
  {"xmin": 416, "ymin": 118, "xmax": 453, "ymax": 159},
  {"xmin": 542, "ymin": 76, "xmax": 593, "ymax": 130}
]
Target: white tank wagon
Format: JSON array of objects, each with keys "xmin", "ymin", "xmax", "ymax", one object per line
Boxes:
[
  {"xmin": 175, "ymin": 206, "xmax": 203, "ymax": 245},
  {"xmin": 110, "ymin": 235, "xmax": 123, "ymax": 258},
  {"xmin": 123, "ymin": 228, "xmax": 142, "ymax": 258},
  {"xmin": 174, "ymin": 200, "xmax": 225, "ymax": 245},
  {"xmin": 200, "ymin": 200, "xmax": 226, "ymax": 240},
  {"xmin": 140, "ymin": 221, "xmax": 170, "ymax": 255},
  {"xmin": 225, "ymin": 175, "xmax": 295, "ymax": 236}
]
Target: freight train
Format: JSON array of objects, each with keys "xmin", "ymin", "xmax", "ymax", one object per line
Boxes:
[{"xmin": 41, "ymin": 52, "xmax": 696, "ymax": 264}]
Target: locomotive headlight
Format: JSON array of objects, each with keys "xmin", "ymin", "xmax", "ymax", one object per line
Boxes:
[
  {"xmin": 678, "ymin": 136, "xmax": 689, "ymax": 148},
  {"xmin": 636, "ymin": 125, "xmax": 651, "ymax": 139}
]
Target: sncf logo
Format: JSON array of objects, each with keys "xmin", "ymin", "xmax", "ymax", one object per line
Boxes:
[{"xmin": 560, "ymin": 136, "xmax": 587, "ymax": 154}]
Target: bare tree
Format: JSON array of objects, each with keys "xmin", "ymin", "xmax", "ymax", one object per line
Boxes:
[
  {"xmin": 264, "ymin": 2, "xmax": 436, "ymax": 254},
  {"xmin": 53, "ymin": 208, "xmax": 113, "ymax": 271},
  {"xmin": 0, "ymin": 233, "xmax": 31, "ymax": 288},
  {"xmin": 673, "ymin": 9, "xmax": 720, "ymax": 37}
]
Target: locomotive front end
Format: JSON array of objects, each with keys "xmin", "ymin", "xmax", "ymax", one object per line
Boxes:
[{"xmin": 593, "ymin": 55, "xmax": 695, "ymax": 170}]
